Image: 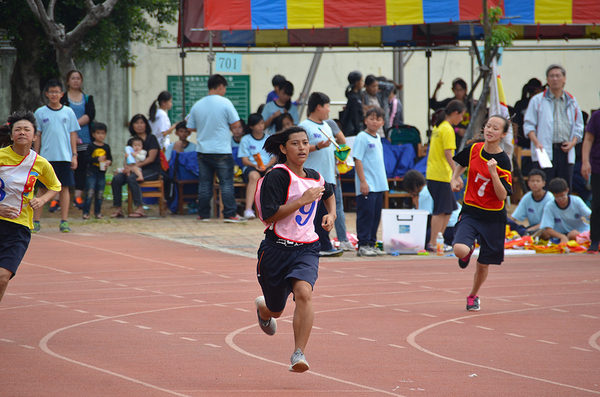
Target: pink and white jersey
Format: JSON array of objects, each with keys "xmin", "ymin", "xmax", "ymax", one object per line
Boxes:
[{"xmin": 255, "ymin": 163, "xmax": 324, "ymax": 243}]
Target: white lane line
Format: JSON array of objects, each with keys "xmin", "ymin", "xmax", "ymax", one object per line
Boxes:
[
  {"xmin": 94, "ymin": 315, "xmax": 108, "ymax": 318},
  {"xmin": 581, "ymin": 314, "xmax": 599, "ymax": 319},
  {"xmin": 56, "ymin": 304, "xmax": 68, "ymax": 308},
  {"xmin": 394, "ymin": 308, "xmax": 410, "ymax": 313},
  {"xmin": 354, "ymin": 274, "xmax": 367, "ymax": 278},
  {"xmin": 193, "ymin": 300, "xmax": 205, "ymax": 303},
  {"xmin": 158, "ymin": 331, "xmax": 172, "ymax": 335},
  {"xmin": 180, "ymin": 337, "xmax": 197, "ymax": 342},
  {"xmin": 98, "ymin": 280, "xmax": 111, "ymax": 284},
  {"xmin": 590, "ymin": 330, "xmax": 600, "ymax": 352},
  {"xmin": 82, "ymin": 276, "xmax": 93, "ymax": 279},
  {"xmin": 551, "ymin": 308, "xmax": 569, "ymax": 313},
  {"xmin": 522, "ymin": 303, "xmax": 538, "ymax": 306},
  {"xmin": 217, "ymin": 275, "xmax": 231, "ymax": 279},
  {"xmin": 368, "ymin": 304, "xmax": 385, "ymax": 307},
  {"xmin": 358, "ymin": 337, "xmax": 376, "ymax": 342},
  {"xmin": 38, "ymin": 300, "xmax": 51, "ymax": 304},
  {"xmin": 420, "ymin": 313, "xmax": 437, "ymax": 318},
  {"xmin": 235, "ymin": 308, "xmax": 250, "ymax": 313},
  {"xmin": 313, "ymin": 326, "xmax": 322, "ymax": 330},
  {"xmin": 420, "ymin": 286, "xmax": 434, "ymax": 289},
  {"xmin": 397, "ymin": 281, "xmax": 411, "ymax": 285},
  {"xmin": 113, "ymin": 320, "xmax": 128, "ymax": 324},
  {"xmin": 450, "ymin": 320, "xmax": 465, "ymax": 324},
  {"xmin": 495, "ymin": 298, "xmax": 512, "ymax": 302},
  {"xmin": 133, "ymin": 288, "xmax": 145, "ymax": 291},
  {"xmin": 389, "ymin": 344, "xmax": 405, "ymax": 349},
  {"xmin": 20, "ymin": 260, "xmax": 72, "ymax": 274},
  {"xmin": 506, "ymin": 333, "xmax": 525, "ymax": 338},
  {"xmin": 20, "ymin": 345, "xmax": 35, "ymax": 349},
  {"xmin": 205, "ymin": 343, "xmax": 220, "ymax": 348},
  {"xmin": 213, "ymin": 304, "xmax": 227, "ymax": 308},
  {"xmin": 343, "ymin": 299, "xmax": 359, "ymax": 303},
  {"xmin": 281, "ymin": 319, "xmax": 292, "ymax": 323},
  {"xmin": 171, "ymin": 295, "xmax": 185, "ymax": 298},
  {"xmin": 20, "ymin": 296, "xmax": 33, "ymax": 300},
  {"xmin": 136, "ymin": 325, "xmax": 151, "ymax": 330},
  {"xmin": 74, "ymin": 310, "xmax": 88, "ymax": 314},
  {"xmin": 333, "ymin": 270, "xmax": 346, "ymax": 273},
  {"xmin": 152, "ymin": 291, "xmax": 165, "ymax": 294},
  {"xmin": 571, "ymin": 347, "xmax": 593, "ymax": 352},
  {"xmin": 320, "ymin": 295, "xmax": 333, "ymax": 298},
  {"xmin": 537, "ymin": 340, "xmax": 558, "ymax": 345},
  {"xmin": 476, "ymin": 326, "xmax": 494, "ymax": 331},
  {"xmin": 116, "ymin": 284, "xmax": 128, "ymax": 287},
  {"xmin": 331, "ymin": 331, "xmax": 348, "ymax": 336},
  {"xmin": 1, "ymin": 339, "xmax": 14, "ymax": 343}
]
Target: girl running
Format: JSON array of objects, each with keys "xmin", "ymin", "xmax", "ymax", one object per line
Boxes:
[
  {"xmin": 0, "ymin": 111, "xmax": 61, "ymax": 303},
  {"xmin": 254, "ymin": 126, "xmax": 336, "ymax": 372}
]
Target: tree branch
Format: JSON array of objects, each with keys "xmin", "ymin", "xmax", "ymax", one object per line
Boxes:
[
  {"xmin": 65, "ymin": 0, "xmax": 119, "ymax": 46},
  {"xmin": 48, "ymin": 0, "xmax": 58, "ymax": 20},
  {"xmin": 26, "ymin": 0, "xmax": 62, "ymax": 43}
]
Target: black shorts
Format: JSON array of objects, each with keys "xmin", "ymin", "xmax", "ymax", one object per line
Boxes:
[
  {"xmin": 0, "ymin": 220, "xmax": 32, "ymax": 278},
  {"xmin": 242, "ymin": 166, "xmax": 270, "ymax": 183},
  {"xmin": 427, "ymin": 180, "xmax": 457, "ymax": 215},
  {"xmin": 453, "ymin": 214, "xmax": 504, "ymax": 265},
  {"xmin": 50, "ymin": 161, "xmax": 75, "ymax": 187},
  {"xmin": 256, "ymin": 239, "xmax": 320, "ymax": 313}
]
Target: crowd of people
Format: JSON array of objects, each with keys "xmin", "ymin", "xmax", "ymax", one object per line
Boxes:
[{"xmin": 0, "ymin": 64, "xmax": 598, "ymax": 372}]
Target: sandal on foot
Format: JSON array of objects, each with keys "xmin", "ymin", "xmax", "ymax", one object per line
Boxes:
[
  {"xmin": 110, "ymin": 212, "xmax": 124, "ymax": 218},
  {"xmin": 128, "ymin": 212, "xmax": 147, "ymax": 218},
  {"xmin": 82, "ymin": 214, "xmax": 90, "ymax": 219}
]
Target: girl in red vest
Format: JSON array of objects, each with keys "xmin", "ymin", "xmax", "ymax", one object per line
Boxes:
[
  {"xmin": 254, "ymin": 126, "xmax": 336, "ymax": 372},
  {"xmin": 451, "ymin": 115, "xmax": 513, "ymax": 311}
]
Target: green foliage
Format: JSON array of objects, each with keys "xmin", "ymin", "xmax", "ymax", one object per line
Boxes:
[{"xmin": 482, "ymin": 5, "xmax": 516, "ymax": 49}]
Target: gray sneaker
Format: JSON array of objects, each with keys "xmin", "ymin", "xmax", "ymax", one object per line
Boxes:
[
  {"xmin": 357, "ymin": 246, "xmax": 377, "ymax": 257},
  {"xmin": 32, "ymin": 221, "xmax": 41, "ymax": 233},
  {"xmin": 59, "ymin": 221, "xmax": 71, "ymax": 233},
  {"xmin": 370, "ymin": 246, "xmax": 388, "ymax": 256},
  {"xmin": 255, "ymin": 296, "xmax": 276, "ymax": 336},
  {"xmin": 289, "ymin": 348, "xmax": 309, "ymax": 372},
  {"xmin": 338, "ymin": 241, "xmax": 355, "ymax": 251}
]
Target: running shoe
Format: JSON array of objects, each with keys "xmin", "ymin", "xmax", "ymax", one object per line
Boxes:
[
  {"xmin": 466, "ymin": 295, "xmax": 480, "ymax": 311},
  {"xmin": 73, "ymin": 197, "xmax": 84, "ymax": 210},
  {"xmin": 338, "ymin": 241, "xmax": 355, "ymax": 251},
  {"xmin": 255, "ymin": 296, "xmax": 276, "ymax": 336},
  {"xmin": 243, "ymin": 209, "xmax": 256, "ymax": 219},
  {"xmin": 48, "ymin": 200, "xmax": 60, "ymax": 213},
  {"xmin": 320, "ymin": 248, "xmax": 344, "ymax": 257},
  {"xmin": 59, "ymin": 221, "xmax": 72, "ymax": 233},
  {"xmin": 224, "ymin": 214, "xmax": 247, "ymax": 223},
  {"xmin": 587, "ymin": 242, "xmax": 599, "ymax": 254},
  {"xmin": 289, "ymin": 348, "xmax": 309, "ymax": 373},
  {"xmin": 370, "ymin": 246, "xmax": 388, "ymax": 256},
  {"xmin": 357, "ymin": 246, "xmax": 377, "ymax": 257},
  {"xmin": 458, "ymin": 245, "xmax": 475, "ymax": 269},
  {"xmin": 32, "ymin": 221, "xmax": 41, "ymax": 233}
]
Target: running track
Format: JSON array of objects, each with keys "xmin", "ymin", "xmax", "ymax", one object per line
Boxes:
[{"xmin": 1, "ymin": 232, "xmax": 599, "ymax": 396}]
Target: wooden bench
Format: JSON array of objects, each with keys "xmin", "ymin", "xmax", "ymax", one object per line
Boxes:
[
  {"xmin": 213, "ymin": 179, "xmax": 247, "ymax": 218},
  {"xmin": 127, "ymin": 175, "xmax": 166, "ymax": 217},
  {"xmin": 340, "ymin": 177, "xmax": 412, "ymax": 210}
]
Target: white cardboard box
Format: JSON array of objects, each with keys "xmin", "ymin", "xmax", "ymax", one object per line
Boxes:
[{"xmin": 381, "ymin": 209, "xmax": 429, "ymax": 254}]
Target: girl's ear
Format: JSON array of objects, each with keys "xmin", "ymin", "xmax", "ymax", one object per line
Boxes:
[{"xmin": 279, "ymin": 143, "xmax": 287, "ymax": 155}]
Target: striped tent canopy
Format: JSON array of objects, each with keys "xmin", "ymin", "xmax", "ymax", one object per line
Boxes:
[{"xmin": 180, "ymin": 0, "xmax": 600, "ymax": 47}]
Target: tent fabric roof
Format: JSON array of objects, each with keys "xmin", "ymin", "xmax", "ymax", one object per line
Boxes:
[{"xmin": 181, "ymin": 0, "xmax": 600, "ymax": 47}]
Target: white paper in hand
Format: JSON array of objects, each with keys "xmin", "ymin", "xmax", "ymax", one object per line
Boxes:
[{"xmin": 535, "ymin": 148, "xmax": 553, "ymax": 169}]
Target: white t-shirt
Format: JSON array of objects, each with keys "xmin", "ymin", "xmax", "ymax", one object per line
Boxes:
[
  {"xmin": 187, "ymin": 95, "xmax": 240, "ymax": 154},
  {"xmin": 34, "ymin": 105, "xmax": 80, "ymax": 162},
  {"xmin": 540, "ymin": 196, "xmax": 591, "ymax": 234},
  {"xmin": 149, "ymin": 108, "xmax": 171, "ymax": 150},
  {"xmin": 299, "ymin": 119, "xmax": 337, "ymax": 184},
  {"xmin": 352, "ymin": 131, "xmax": 388, "ymax": 194},
  {"xmin": 511, "ymin": 191, "xmax": 554, "ymax": 226}
]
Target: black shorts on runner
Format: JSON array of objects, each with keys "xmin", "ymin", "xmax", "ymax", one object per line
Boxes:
[
  {"xmin": 256, "ymin": 238, "xmax": 320, "ymax": 313},
  {"xmin": 453, "ymin": 214, "xmax": 505, "ymax": 265},
  {"xmin": 427, "ymin": 180, "xmax": 458, "ymax": 215},
  {"xmin": 0, "ymin": 219, "xmax": 32, "ymax": 278}
]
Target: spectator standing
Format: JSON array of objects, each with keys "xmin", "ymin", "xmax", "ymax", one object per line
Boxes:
[
  {"xmin": 33, "ymin": 80, "xmax": 80, "ymax": 233},
  {"xmin": 361, "ymin": 75, "xmax": 395, "ymax": 137},
  {"xmin": 149, "ymin": 91, "xmax": 177, "ymax": 150},
  {"xmin": 340, "ymin": 71, "xmax": 364, "ymax": 137},
  {"xmin": 187, "ymin": 74, "xmax": 245, "ymax": 223},
  {"xmin": 110, "ymin": 114, "xmax": 161, "ymax": 218},
  {"xmin": 83, "ymin": 123, "xmax": 112, "ymax": 219},
  {"xmin": 262, "ymin": 81, "xmax": 299, "ymax": 135},
  {"xmin": 299, "ymin": 92, "xmax": 345, "ymax": 257},
  {"xmin": 429, "ymin": 78, "xmax": 472, "ymax": 148},
  {"xmin": 511, "ymin": 78, "xmax": 544, "ymax": 149},
  {"xmin": 524, "ymin": 64, "xmax": 584, "ymax": 190},
  {"xmin": 388, "ymin": 84, "xmax": 403, "ymax": 128},
  {"xmin": 60, "ymin": 70, "xmax": 95, "ymax": 211},
  {"xmin": 582, "ymin": 107, "xmax": 600, "ymax": 254}
]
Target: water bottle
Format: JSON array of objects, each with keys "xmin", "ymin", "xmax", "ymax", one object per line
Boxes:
[{"xmin": 436, "ymin": 232, "xmax": 444, "ymax": 256}]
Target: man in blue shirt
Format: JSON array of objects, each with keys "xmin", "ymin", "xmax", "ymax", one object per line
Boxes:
[{"xmin": 187, "ymin": 74, "xmax": 244, "ymax": 222}]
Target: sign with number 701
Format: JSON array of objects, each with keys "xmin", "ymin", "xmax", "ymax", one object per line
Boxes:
[{"xmin": 215, "ymin": 53, "xmax": 242, "ymax": 73}]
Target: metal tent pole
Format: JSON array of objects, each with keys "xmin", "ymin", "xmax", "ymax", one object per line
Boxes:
[
  {"xmin": 393, "ymin": 47, "xmax": 404, "ymax": 107},
  {"xmin": 180, "ymin": 0, "xmax": 186, "ymax": 119},
  {"xmin": 298, "ymin": 46, "xmax": 324, "ymax": 119}
]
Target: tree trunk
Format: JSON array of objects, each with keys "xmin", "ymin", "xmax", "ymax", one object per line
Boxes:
[
  {"xmin": 55, "ymin": 45, "xmax": 77, "ymax": 82},
  {"xmin": 10, "ymin": 23, "xmax": 44, "ymax": 113}
]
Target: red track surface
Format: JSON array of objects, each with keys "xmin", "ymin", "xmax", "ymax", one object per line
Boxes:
[{"xmin": 1, "ymin": 233, "xmax": 599, "ymax": 396}]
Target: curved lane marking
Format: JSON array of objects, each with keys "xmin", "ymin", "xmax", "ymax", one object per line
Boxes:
[
  {"xmin": 589, "ymin": 331, "xmax": 600, "ymax": 352},
  {"xmin": 406, "ymin": 303, "xmax": 600, "ymax": 395}
]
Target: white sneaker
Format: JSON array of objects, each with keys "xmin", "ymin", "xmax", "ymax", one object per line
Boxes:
[
  {"xmin": 370, "ymin": 246, "xmax": 388, "ymax": 256},
  {"xmin": 255, "ymin": 296, "xmax": 276, "ymax": 336},
  {"xmin": 244, "ymin": 209, "xmax": 256, "ymax": 219},
  {"xmin": 338, "ymin": 241, "xmax": 355, "ymax": 251},
  {"xmin": 357, "ymin": 246, "xmax": 377, "ymax": 257}
]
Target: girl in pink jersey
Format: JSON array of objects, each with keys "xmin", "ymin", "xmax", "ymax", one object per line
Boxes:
[
  {"xmin": 254, "ymin": 126, "xmax": 336, "ymax": 372},
  {"xmin": 0, "ymin": 111, "xmax": 61, "ymax": 303}
]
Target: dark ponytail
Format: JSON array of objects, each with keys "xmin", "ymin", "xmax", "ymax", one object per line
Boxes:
[
  {"xmin": 246, "ymin": 113, "xmax": 264, "ymax": 134},
  {"xmin": 435, "ymin": 99, "xmax": 466, "ymax": 127},
  {"xmin": 149, "ymin": 91, "xmax": 172, "ymax": 122},
  {"xmin": 263, "ymin": 126, "xmax": 308, "ymax": 164},
  {"xmin": 0, "ymin": 123, "xmax": 11, "ymax": 148}
]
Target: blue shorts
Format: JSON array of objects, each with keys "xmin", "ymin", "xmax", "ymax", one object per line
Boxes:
[
  {"xmin": 0, "ymin": 220, "xmax": 31, "ymax": 278},
  {"xmin": 256, "ymin": 238, "xmax": 320, "ymax": 313},
  {"xmin": 453, "ymin": 214, "xmax": 504, "ymax": 265},
  {"xmin": 427, "ymin": 180, "xmax": 457, "ymax": 215}
]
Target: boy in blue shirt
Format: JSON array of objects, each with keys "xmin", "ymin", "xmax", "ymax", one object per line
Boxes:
[
  {"xmin": 299, "ymin": 92, "xmax": 345, "ymax": 257},
  {"xmin": 353, "ymin": 108, "xmax": 388, "ymax": 257},
  {"xmin": 540, "ymin": 177, "xmax": 591, "ymax": 243},
  {"xmin": 509, "ymin": 169, "xmax": 554, "ymax": 236}
]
